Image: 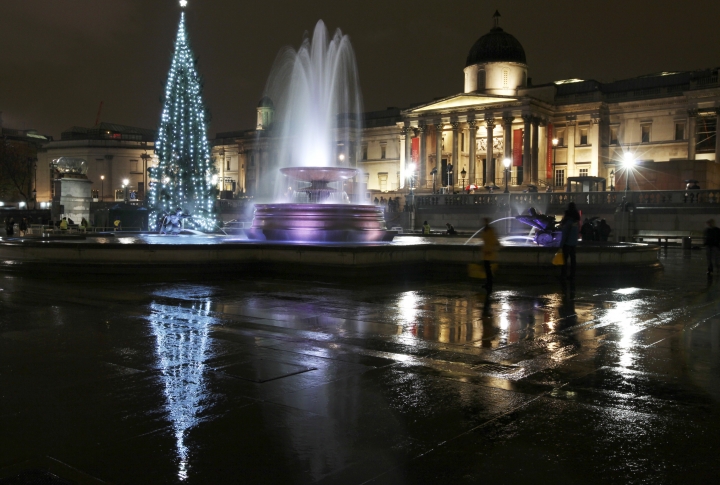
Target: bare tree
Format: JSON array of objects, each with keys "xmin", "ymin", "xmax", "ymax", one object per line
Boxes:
[{"xmin": 0, "ymin": 137, "xmax": 34, "ymax": 203}]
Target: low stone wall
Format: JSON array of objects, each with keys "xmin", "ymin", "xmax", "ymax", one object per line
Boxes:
[{"xmin": 0, "ymin": 240, "xmax": 660, "ymax": 279}]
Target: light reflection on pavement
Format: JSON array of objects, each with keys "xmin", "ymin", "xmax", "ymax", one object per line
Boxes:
[{"xmin": 1, "ymin": 248, "xmax": 719, "ymax": 483}]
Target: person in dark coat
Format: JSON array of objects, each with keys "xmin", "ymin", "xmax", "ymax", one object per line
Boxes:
[
  {"xmin": 704, "ymin": 219, "xmax": 720, "ymax": 275},
  {"xmin": 580, "ymin": 218, "xmax": 594, "ymax": 241},
  {"xmin": 598, "ymin": 219, "xmax": 611, "ymax": 241},
  {"xmin": 560, "ymin": 206, "xmax": 580, "ymax": 279},
  {"xmin": 5, "ymin": 217, "xmax": 14, "ymax": 237}
]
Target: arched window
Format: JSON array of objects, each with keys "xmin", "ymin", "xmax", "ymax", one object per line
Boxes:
[{"xmin": 477, "ymin": 69, "xmax": 486, "ymax": 90}]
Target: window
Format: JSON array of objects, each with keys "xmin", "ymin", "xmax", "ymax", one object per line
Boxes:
[
  {"xmin": 378, "ymin": 173, "xmax": 388, "ymax": 191},
  {"xmin": 641, "ymin": 124, "xmax": 651, "ymax": 143},
  {"xmin": 130, "ymin": 160, "xmax": 138, "ymax": 172},
  {"xmin": 556, "ymin": 129, "xmax": 565, "ymax": 146},
  {"xmin": 362, "ymin": 145, "xmax": 368, "ymax": 160},
  {"xmin": 696, "ymin": 116, "xmax": 717, "ymax": 153},
  {"xmin": 381, "ymin": 144, "xmax": 387, "ymax": 159},
  {"xmin": 674, "ymin": 122, "xmax": 685, "ymax": 141},
  {"xmin": 478, "ymin": 69, "xmax": 485, "ymax": 90},
  {"xmin": 610, "ymin": 126, "xmax": 619, "ymax": 145},
  {"xmin": 579, "ymin": 127, "xmax": 588, "ymax": 145},
  {"xmin": 461, "ymin": 133, "xmax": 465, "ymax": 151},
  {"xmin": 226, "ymin": 158, "xmax": 231, "ymax": 170},
  {"xmin": 555, "ymin": 169, "xmax": 565, "ymax": 187},
  {"xmin": 579, "ymin": 168, "xmax": 589, "ymax": 177}
]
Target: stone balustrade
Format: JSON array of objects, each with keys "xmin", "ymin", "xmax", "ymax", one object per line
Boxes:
[{"xmin": 415, "ymin": 189, "xmax": 720, "ymax": 209}]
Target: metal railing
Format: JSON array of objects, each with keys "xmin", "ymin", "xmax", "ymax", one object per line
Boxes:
[{"xmin": 415, "ymin": 189, "xmax": 720, "ymax": 208}]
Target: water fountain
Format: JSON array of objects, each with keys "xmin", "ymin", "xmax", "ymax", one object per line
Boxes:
[{"xmin": 245, "ymin": 21, "xmax": 395, "ymax": 243}]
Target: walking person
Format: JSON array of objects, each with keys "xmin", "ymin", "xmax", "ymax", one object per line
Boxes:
[
  {"xmin": 18, "ymin": 217, "xmax": 27, "ymax": 237},
  {"xmin": 5, "ymin": 217, "xmax": 14, "ymax": 237},
  {"xmin": 704, "ymin": 219, "xmax": 720, "ymax": 275},
  {"xmin": 480, "ymin": 218, "xmax": 500, "ymax": 293},
  {"xmin": 560, "ymin": 204, "xmax": 580, "ymax": 279}
]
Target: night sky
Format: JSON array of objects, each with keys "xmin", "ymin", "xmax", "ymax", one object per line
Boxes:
[{"xmin": 2, "ymin": 0, "xmax": 720, "ymax": 139}]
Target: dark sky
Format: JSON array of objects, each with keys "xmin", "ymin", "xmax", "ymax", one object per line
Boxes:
[{"xmin": 2, "ymin": 0, "xmax": 720, "ymax": 139}]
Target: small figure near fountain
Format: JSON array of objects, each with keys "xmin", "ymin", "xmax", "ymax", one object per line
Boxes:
[{"xmin": 159, "ymin": 208, "xmax": 188, "ymax": 235}]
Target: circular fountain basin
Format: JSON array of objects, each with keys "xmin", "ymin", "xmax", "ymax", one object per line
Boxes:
[
  {"xmin": 280, "ymin": 166, "xmax": 360, "ymax": 183},
  {"xmin": 246, "ymin": 203, "xmax": 395, "ymax": 242}
]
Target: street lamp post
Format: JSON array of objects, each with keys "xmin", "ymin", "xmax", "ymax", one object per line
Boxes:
[
  {"xmin": 100, "ymin": 175, "xmax": 105, "ymax": 201},
  {"xmin": 503, "ymin": 158, "xmax": 511, "ymax": 193},
  {"xmin": 430, "ymin": 167, "xmax": 437, "ymax": 194},
  {"xmin": 623, "ymin": 152, "xmax": 635, "ymax": 193},
  {"xmin": 551, "ymin": 138, "xmax": 558, "ymax": 190},
  {"xmin": 447, "ymin": 164, "xmax": 453, "ymax": 192},
  {"xmin": 460, "ymin": 167, "xmax": 467, "ymax": 192},
  {"xmin": 122, "ymin": 178, "xmax": 129, "ymax": 203},
  {"xmin": 33, "ymin": 161, "xmax": 37, "ymax": 209},
  {"xmin": 609, "ymin": 169, "xmax": 615, "ymax": 191}
]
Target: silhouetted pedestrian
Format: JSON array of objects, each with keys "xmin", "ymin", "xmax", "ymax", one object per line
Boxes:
[
  {"xmin": 560, "ymin": 205, "xmax": 580, "ymax": 279},
  {"xmin": 445, "ymin": 223, "xmax": 457, "ymax": 235},
  {"xmin": 580, "ymin": 217, "xmax": 594, "ymax": 241},
  {"xmin": 480, "ymin": 218, "xmax": 500, "ymax": 293},
  {"xmin": 598, "ymin": 219, "xmax": 611, "ymax": 241},
  {"xmin": 704, "ymin": 219, "xmax": 720, "ymax": 275}
]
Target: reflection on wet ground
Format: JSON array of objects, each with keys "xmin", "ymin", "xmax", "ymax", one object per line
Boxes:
[{"xmin": 1, "ymin": 248, "xmax": 720, "ymax": 483}]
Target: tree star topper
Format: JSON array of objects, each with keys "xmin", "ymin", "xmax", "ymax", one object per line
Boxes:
[{"xmin": 179, "ymin": 0, "xmax": 187, "ymax": 8}]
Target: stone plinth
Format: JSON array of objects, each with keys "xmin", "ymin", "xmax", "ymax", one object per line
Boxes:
[{"xmin": 52, "ymin": 177, "xmax": 92, "ymax": 224}]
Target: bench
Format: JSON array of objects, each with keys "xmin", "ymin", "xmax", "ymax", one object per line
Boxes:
[{"xmin": 632, "ymin": 230, "xmax": 704, "ymax": 247}]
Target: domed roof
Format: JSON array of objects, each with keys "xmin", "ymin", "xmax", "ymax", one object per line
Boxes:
[
  {"xmin": 257, "ymin": 96, "xmax": 274, "ymax": 109},
  {"xmin": 466, "ymin": 13, "xmax": 526, "ymax": 67}
]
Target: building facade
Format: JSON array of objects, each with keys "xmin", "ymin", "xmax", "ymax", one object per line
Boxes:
[
  {"xmin": 36, "ymin": 123, "xmax": 157, "ymax": 205},
  {"xmin": 216, "ymin": 12, "xmax": 720, "ymax": 196}
]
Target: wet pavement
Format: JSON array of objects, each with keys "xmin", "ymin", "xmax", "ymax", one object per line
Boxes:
[{"xmin": 1, "ymin": 247, "xmax": 719, "ymax": 484}]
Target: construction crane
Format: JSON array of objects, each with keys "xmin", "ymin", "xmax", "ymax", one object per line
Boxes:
[{"xmin": 94, "ymin": 101, "xmax": 103, "ymax": 126}]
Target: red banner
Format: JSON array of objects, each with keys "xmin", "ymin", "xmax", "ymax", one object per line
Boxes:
[
  {"xmin": 411, "ymin": 137, "xmax": 419, "ymax": 164},
  {"xmin": 546, "ymin": 123, "xmax": 553, "ymax": 181},
  {"xmin": 513, "ymin": 129, "xmax": 523, "ymax": 167}
]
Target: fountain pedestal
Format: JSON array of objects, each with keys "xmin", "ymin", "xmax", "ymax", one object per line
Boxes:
[{"xmin": 246, "ymin": 167, "xmax": 395, "ymax": 243}]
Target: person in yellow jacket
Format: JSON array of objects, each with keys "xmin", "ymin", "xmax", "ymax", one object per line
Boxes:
[
  {"xmin": 480, "ymin": 218, "xmax": 500, "ymax": 293},
  {"xmin": 422, "ymin": 221, "xmax": 431, "ymax": 234},
  {"xmin": 59, "ymin": 217, "xmax": 68, "ymax": 233}
]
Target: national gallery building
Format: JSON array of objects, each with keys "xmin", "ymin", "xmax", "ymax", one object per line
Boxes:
[{"xmin": 215, "ymin": 12, "xmax": 720, "ymax": 197}]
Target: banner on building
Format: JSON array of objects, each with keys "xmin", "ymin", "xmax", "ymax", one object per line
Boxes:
[
  {"xmin": 546, "ymin": 123, "xmax": 553, "ymax": 181},
  {"xmin": 411, "ymin": 137, "xmax": 419, "ymax": 164},
  {"xmin": 513, "ymin": 130, "xmax": 523, "ymax": 167}
]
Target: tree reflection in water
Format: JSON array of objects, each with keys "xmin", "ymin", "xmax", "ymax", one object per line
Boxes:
[{"xmin": 149, "ymin": 301, "xmax": 213, "ymax": 481}]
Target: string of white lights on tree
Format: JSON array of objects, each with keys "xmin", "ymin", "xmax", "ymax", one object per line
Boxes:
[{"xmin": 149, "ymin": 0, "xmax": 218, "ymax": 231}]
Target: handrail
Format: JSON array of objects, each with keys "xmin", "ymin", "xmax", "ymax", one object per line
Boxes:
[{"xmin": 415, "ymin": 189, "xmax": 720, "ymax": 208}]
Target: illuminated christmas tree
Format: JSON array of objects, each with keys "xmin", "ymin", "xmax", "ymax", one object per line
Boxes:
[{"xmin": 149, "ymin": 0, "xmax": 217, "ymax": 231}]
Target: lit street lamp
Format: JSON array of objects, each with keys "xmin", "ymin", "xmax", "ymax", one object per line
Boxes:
[
  {"xmin": 460, "ymin": 167, "xmax": 467, "ymax": 190},
  {"xmin": 503, "ymin": 158, "xmax": 511, "ymax": 193},
  {"xmin": 551, "ymin": 137, "xmax": 559, "ymax": 189},
  {"xmin": 623, "ymin": 152, "xmax": 635, "ymax": 192},
  {"xmin": 609, "ymin": 169, "xmax": 615, "ymax": 191},
  {"xmin": 100, "ymin": 175, "xmax": 105, "ymax": 201},
  {"xmin": 122, "ymin": 178, "xmax": 129, "ymax": 203}
]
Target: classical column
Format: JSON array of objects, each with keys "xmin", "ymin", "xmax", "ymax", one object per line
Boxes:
[
  {"xmin": 522, "ymin": 114, "xmax": 532, "ymax": 184},
  {"xmin": 688, "ymin": 109, "xmax": 697, "ymax": 161},
  {"xmin": 399, "ymin": 126, "xmax": 407, "ymax": 189},
  {"xmin": 468, "ymin": 120, "xmax": 477, "ymax": 186},
  {"xmin": 503, "ymin": 116, "xmax": 514, "ymax": 186},
  {"xmin": 591, "ymin": 115, "xmax": 601, "ymax": 176},
  {"xmin": 485, "ymin": 117, "xmax": 495, "ymax": 186},
  {"xmin": 419, "ymin": 125, "xmax": 427, "ymax": 186},
  {"xmin": 715, "ymin": 109, "xmax": 720, "ymax": 164},
  {"xmin": 566, "ymin": 117, "xmax": 577, "ymax": 183},
  {"xmin": 531, "ymin": 117, "xmax": 540, "ymax": 184},
  {"xmin": 435, "ymin": 123, "xmax": 443, "ymax": 189},
  {"xmin": 451, "ymin": 122, "xmax": 460, "ymax": 188}
]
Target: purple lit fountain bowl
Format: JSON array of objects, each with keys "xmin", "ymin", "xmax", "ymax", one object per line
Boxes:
[
  {"xmin": 246, "ymin": 204, "xmax": 396, "ymax": 243},
  {"xmin": 280, "ymin": 166, "xmax": 360, "ymax": 183}
]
